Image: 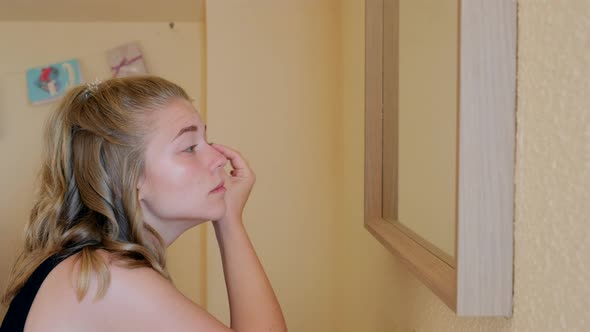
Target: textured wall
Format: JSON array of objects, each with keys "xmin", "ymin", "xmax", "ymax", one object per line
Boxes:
[{"xmin": 336, "ymin": 0, "xmax": 590, "ymax": 331}]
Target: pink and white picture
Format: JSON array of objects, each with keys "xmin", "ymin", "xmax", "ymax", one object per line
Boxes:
[{"xmin": 107, "ymin": 42, "xmax": 148, "ymax": 78}]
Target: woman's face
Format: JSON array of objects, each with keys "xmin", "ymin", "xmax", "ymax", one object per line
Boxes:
[{"xmin": 137, "ymin": 98, "xmax": 228, "ymax": 236}]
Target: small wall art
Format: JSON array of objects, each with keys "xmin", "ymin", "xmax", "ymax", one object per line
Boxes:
[
  {"xmin": 107, "ymin": 42, "xmax": 148, "ymax": 78},
  {"xmin": 26, "ymin": 59, "xmax": 82, "ymax": 105}
]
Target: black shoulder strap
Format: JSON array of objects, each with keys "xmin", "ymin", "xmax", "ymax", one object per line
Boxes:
[{"xmin": 0, "ymin": 253, "xmax": 73, "ymax": 332}]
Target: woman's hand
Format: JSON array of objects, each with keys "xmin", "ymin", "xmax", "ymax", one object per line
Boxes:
[
  {"xmin": 209, "ymin": 147, "xmax": 286, "ymax": 332},
  {"xmin": 210, "ymin": 144, "xmax": 256, "ymax": 228}
]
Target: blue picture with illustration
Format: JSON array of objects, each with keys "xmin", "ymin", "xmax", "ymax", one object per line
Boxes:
[{"xmin": 26, "ymin": 59, "xmax": 82, "ymax": 105}]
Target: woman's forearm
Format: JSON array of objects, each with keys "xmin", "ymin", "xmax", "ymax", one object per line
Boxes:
[{"xmin": 213, "ymin": 220, "xmax": 287, "ymax": 332}]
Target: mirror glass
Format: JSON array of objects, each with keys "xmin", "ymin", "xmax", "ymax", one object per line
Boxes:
[{"xmin": 382, "ymin": 0, "xmax": 459, "ymax": 266}]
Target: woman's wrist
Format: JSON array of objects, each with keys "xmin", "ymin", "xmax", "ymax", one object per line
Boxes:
[
  {"xmin": 212, "ymin": 216, "xmax": 245, "ymax": 236},
  {"xmin": 212, "ymin": 218, "xmax": 251, "ymax": 258}
]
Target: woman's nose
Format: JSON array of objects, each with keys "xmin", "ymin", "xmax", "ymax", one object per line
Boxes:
[{"xmin": 209, "ymin": 145, "xmax": 228, "ymax": 170}]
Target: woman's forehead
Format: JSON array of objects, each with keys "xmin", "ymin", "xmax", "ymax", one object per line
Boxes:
[
  {"xmin": 146, "ymin": 99, "xmax": 204, "ymax": 144},
  {"xmin": 159, "ymin": 99, "xmax": 203, "ymax": 127}
]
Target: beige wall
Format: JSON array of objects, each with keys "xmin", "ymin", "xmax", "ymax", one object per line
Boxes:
[
  {"xmin": 1, "ymin": 1, "xmax": 588, "ymax": 330},
  {"xmin": 204, "ymin": 1, "xmax": 340, "ymax": 330},
  {"xmin": 0, "ymin": 21, "xmax": 206, "ymax": 319},
  {"xmin": 337, "ymin": 0, "xmax": 590, "ymax": 331}
]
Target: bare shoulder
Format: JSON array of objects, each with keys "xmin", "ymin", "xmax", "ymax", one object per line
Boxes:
[
  {"xmin": 26, "ymin": 249, "xmax": 231, "ymax": 332},
  {"xmin": 92, "ymin": 254, "xmax": 224, "ymax": 331}
]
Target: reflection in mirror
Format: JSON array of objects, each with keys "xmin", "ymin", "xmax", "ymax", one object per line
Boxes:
[{"xmin": 381, "ymin": 0, "xmax": 458, "ymax": 266}]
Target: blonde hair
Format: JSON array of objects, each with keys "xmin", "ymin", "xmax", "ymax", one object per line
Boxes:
[{"xmin": 2, "ymin": 75, "xmax": 191, "ymax": 304}]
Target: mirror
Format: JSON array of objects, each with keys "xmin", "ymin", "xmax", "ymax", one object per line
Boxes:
[
  {"xmin": 365, "ymin": 0, "xmax": 516, "ymax": 316},
  {"xmin": 382, "ymin": 0, "xmax": 458, "ymax": 266}
]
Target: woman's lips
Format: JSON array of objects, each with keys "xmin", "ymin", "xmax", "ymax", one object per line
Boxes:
[{"xmin": 210, "ymin": 181, "xmax": 226, "ymax": 193}]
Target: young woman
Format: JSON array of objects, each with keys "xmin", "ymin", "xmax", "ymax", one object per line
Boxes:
[{"xmin": 1, "ymin": 76, "xmax": 287, "ymax": 332}]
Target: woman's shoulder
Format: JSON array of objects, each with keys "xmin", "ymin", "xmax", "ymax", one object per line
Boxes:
[{"xmin": 25, "ymin": 249, "xmax": 231, "ymax": 332}]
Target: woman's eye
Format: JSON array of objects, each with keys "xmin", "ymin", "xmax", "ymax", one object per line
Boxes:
[{"xmin": 184, "ymin": 145, "xmax": 197, "ymax": 153}]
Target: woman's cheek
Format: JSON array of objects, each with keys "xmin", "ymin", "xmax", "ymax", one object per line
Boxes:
[{"xmin": 167, "ymin": 158, "xmax": 206, "ymax": 190}]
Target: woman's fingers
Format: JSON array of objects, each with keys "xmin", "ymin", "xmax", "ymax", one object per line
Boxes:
[
  {"xmin": 211, "ymin": 144, "xmax": 248, "ymax": 169},
  {"xmin": 211, "ymin": 144, "xmax": 253, "ymax": 177}
]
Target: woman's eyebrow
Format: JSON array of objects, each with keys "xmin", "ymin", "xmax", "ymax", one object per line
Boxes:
[{"xmin": 173, "ymin": 125, "xmax": 198, "ymax": 141}]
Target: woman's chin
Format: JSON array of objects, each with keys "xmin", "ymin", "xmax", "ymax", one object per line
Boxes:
[{"xmin": 206, "ymin": 206, "xmax": 228, "ymax": 222}]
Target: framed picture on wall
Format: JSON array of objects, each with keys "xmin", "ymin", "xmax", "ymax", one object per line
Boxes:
[
  {"xmin": 107, "ymin": 42, "xmax": 148, "ymax": 78},
  {"xmin": 26, "ymin": 59, "xmax": 82, "ymax": 105}
]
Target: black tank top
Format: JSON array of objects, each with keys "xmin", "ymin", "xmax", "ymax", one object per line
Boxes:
[{"xmin": 1, "ymin": 251, "xmax": 77, "ymax": 332}]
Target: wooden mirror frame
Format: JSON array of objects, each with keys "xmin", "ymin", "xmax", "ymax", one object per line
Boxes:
[{"xmin": 365, "ymin": 0, "xmax": 516, "ymax": 316}]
